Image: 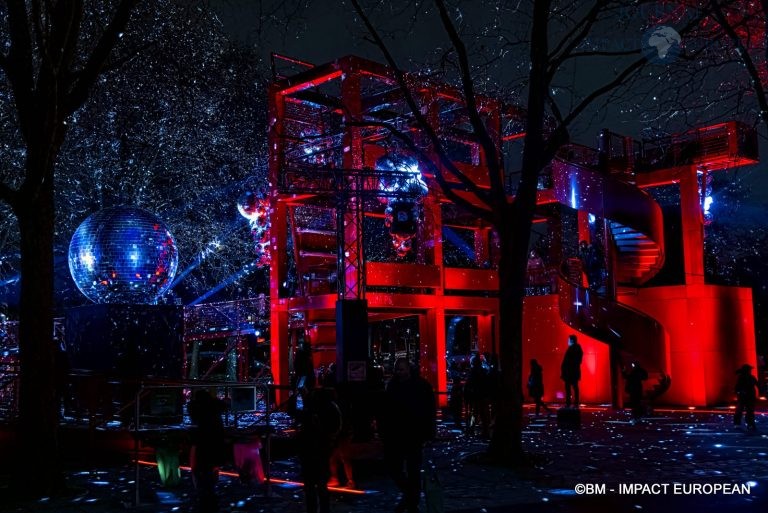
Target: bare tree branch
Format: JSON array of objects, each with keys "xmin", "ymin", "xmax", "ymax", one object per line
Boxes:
[
  {"xmin": 66, "ymin": 0, "xmax": 139, "ymax": 113},
  {"xmin": 0, "ymin": 181, "xmax": 19, "ymax": 211},
  {"xmin": 558, "ymin": 55, "xmax": 646, "ymax": 132},
  {"xmin": 709, "ymin": 0, "xmax": 768, "ymax": 126},
  {"xmin": 5, "ymin": 0, "xmax": 36, "ymax": 137},
  {"xmin": 547, "ymin": 1, "xmax": 603, "ymax": 71},
  {"xmin": 432, "ymin": 0, "xmax": 505, "ymax": 206},
  {"xmin": 49, "ymin": 0, "xmax": 84, "ymax": 76},
  {"xmin": 348, "ymin": 0, "xmax": 492, "ymax": 211}
]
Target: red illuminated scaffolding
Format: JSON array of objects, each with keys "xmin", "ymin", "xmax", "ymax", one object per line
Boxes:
[{"xmin": 267, "ymin": 54, "xmax": 759, "ymax": 406}]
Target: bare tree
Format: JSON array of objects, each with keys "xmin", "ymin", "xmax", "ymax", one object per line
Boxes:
[
  {"xmin": 0, "ymin": 0, "xmax": 138, "ymax": 495},
  {"xmin": 348, "ymin": 0, "xmax": 709, "ymax": 460}
]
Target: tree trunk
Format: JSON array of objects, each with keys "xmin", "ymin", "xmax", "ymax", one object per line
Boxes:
[
  {"xmin": 487, "ymin": 0, "xmax": 552, "ymax": 463},
  {"xmin": 488, "ymin": 217, "xmax": 527, "ymax": 460},
  {"xmin": 2, "ymin": 0, "xmax": 137, "ymax": 496},
  {"xmin": 12, "ymin": 135, "xmax": 63, "ymax": 495},
  {"xmin": 15, "ymin": 177, "xmax": 60, "ymax": 495}
]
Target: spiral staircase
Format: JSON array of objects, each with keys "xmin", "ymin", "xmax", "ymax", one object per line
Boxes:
[
  {"xmin": 549, "ymin": 150, "xmax": 670, "ymax": 400},
  {"xmin": 545, "ymin": 122, "xmax": 760, "ymax": 402}
]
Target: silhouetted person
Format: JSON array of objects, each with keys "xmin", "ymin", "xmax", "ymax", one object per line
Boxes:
[
  {"xmin": 367, "ymin": 360, "xmax": 386, "ymax": 391},
  {"xmin": 527, "ymin": 359, "xmax": 552, "ymax": 416},
  {"xmin": 188, "ymin": 389, "xmax": 227, "ymax": 513},
  {"xmin": 465, "ymin": 354, "xmax": 492, "ymax": 437},
  {"xmin": 586, "ymin": 240, "xmax": 604, "ymax": 292},
  {"xmin": 577, "ymin": 240, "xmax": 590, "ymax": 265},
  {"xmin": 577, "ymin": 240, "xmax": 590, "ymax": 285},
  {"xmin": 448, "ymin": 376, "xmax": 465, "ymax": 428},
  {"xmin": 576, "ymin": 239, "xmax": 604, "ymax": 291},
  {"xmin": 327, "ymin": 393, "xmax": 355, "ymax": 489},
  {"xmin": 54, "ymin": 341, "xmax": 70, "ymax": 418},
  {"xmin": 294, "ymin": 343, "xmax": 316, "ymax": 390},
  {"xmin": 623, "ymin": 361, "xmax": 648, "ymax": 422},
  {"xmin": 321, "ymin": 362, "xmax": 338, "ymax": 388},
  {"xmin": 527, "ymin": 249, "xmax": 547, "ymax": 293},
  {"xmin": 379, "ymin": 358, "xmax": 436, "ymax": 513},
  {"xmin": 297, "ymin": 387, "xmax": 342, "ymax": 513},
  {"xmin": 734, "ymin": 364, "xmax": 759, "ymax": 431},
  {"xmin": 561, "ymin": 335, "xmax": 583, "ymax": 408}
]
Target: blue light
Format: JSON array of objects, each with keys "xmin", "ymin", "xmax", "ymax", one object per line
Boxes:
[
  {"xmin": 189, "ymin": 262, "xmax": 256, "ymax": 306},
  {"xmin": 68, "ymin": 206, "xmax": 178, "ymax": 304},
  {"xmin": 548, "ymin": 488, "xmax": 578, "ymax": 495}
]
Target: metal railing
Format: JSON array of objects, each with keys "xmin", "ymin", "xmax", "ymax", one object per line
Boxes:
[
  {"xmin": 130, "ymin": 381, "xmax": 276, "ymax": 508},
  {"xmin": 0, "ymin": 359, "xmax": 19, "ymax": 420}
]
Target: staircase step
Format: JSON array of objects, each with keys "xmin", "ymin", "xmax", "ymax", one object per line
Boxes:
[
  {"xmin": 616, "ymin": 271, "xmax": 646, "ymax": 279},
  {"xmin": 617, "ymin": 267, "xmax": 652, "ymax": 274},
  {"xmin": 616, "ymin": 247, "xmax": 658, "ymax": 254},
  {"xmin": 618, "ymin": 256, "xmax": 658, "ymax": 264},
  {"xmin": 615, "ymin": 240, "xmax": 654, "ymax": 249},
  {"xmin": 612, "ymin": 232, "xmax": 646, "ymax": 240}
]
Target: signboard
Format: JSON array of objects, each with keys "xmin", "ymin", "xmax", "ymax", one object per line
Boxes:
[{"xmin": 347, "ymin": 360, "xmax": 367, "ymax": 382}]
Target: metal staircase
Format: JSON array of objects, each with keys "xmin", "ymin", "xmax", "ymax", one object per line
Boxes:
[
  {"xmin": 609, "ymin": 221, "xmax": 662, "ymax": 285},
  {"xmin": 551, "ymin": 150, "xmax": 666, "ymax": 286},
  {"xmin": 550, "ymin": 149, "xmax": 669, "ymax": 399}
]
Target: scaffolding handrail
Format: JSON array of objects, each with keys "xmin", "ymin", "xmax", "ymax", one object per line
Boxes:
[
  {"xmin": 270, "ymin": 52, "xmax": 315, "ymax": 80},
  {"xmin": 278, "ymin": 165, "xmax": 429, "ymax": 198},
  {"xmin": 131, "ymin": 380, "xmax": 276, "ymax": 507}
]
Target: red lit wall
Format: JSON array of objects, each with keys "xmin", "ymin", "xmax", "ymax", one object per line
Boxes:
[
  {"xmin": 521, "ymin": 284, "xmax": 756, "ymax": 407},
  {"xmin": 620, "ymin": 284, "xmax": 757, "ymax": 406},
  {"xmin": 523, "ymin": 295, "xmax": 612, "ymax": 405}
]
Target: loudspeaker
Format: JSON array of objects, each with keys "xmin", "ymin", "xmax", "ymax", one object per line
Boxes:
[
  {"xmin": 145, "ymin": 388, "xmax": 184, "ymax": 424},
  {"xmin": 336, "ymin": 299, "xmax": 369, "ymax": 382},
  {"xmin": 389, "ymin": 202, "xmax": 417, "ymax": 235},
  {"xmin": 148, "ymin": 388, "xmax": 183, "ymax": 416}
]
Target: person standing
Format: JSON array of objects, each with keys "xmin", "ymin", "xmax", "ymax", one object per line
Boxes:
[
  {"xmin": 734, "ymin": 364, "xmax": 759, "ymax": 431},
  {"xmin": 294, "ymin": 343, "xmax": 316, "ymax": 390},
  {"xmin": 297, "ymin": 387, "xmax": 342, "ymax": 513},
  {"xmin": 464, "ymin": 354, "xmax": 491, "ymax": 437},
  {"xmin": 586, "ymin": 240, "xmax": 605, "ymax": 292},
  {"xmin": 623, "ymin": 361, "xmax": 648, "ymax": 423},
  {"xmin": 527, "ymin": 359, "xmax": 552, "ymax": 416},
  {"xmin": 447, "ymin": 374, "xmax": 465, "ymax": 429},
  {"xmin": 379, "ymin": 358, "xmax": 436, "ymax": 513},
  {"xmin": 526, "ymin": 249, "xmax": 547, "ymax": 293},
  {"xmin": 327, "ymin": 388, "xmax": 355, "ymax": 489},
  {"xmin": 560, "ymin": 335, "xmax": 583, "ymax": 408},
  {"xmin": 576, "ymin": 240, "xmax": 591, "ymax": 288},
  {"xmin": 188, "ymin": 389, "xmax": 227, "ymax": 513}
]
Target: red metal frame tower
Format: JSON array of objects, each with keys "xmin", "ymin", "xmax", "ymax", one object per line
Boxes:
[
  {"xmin": 267, "ymin": 55, "xmax": 522, "ymax": 397},
  {"xmin": 268, "ymin": 54, "xmax": 760, "ymax": 406}
]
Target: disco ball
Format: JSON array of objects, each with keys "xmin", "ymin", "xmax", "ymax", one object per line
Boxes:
[
  {"xmin": 237, "ymin": 191, "xmax": 261, "ymax": 221},
  {"xmin": 68, "ymin": 206, "xmax": 179, "ymax": 304}
]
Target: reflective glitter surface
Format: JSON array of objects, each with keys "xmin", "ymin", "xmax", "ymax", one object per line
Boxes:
[{"xmin": 68, "ymin": 206, "xmax": 179, "ymax": 304}]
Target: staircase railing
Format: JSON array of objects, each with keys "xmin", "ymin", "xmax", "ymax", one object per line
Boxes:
[
  {"xmin": 551, "ymin": 151, "xmax": 665, "ymax": 285},
  {"xmin": 557, "ymin": 268, "xmax": 670, "ymax": 401}
]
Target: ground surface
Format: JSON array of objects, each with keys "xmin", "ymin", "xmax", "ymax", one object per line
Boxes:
[{"xmin": 1, "ymin": 407, "xmax": 767, "ymax": 512}]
